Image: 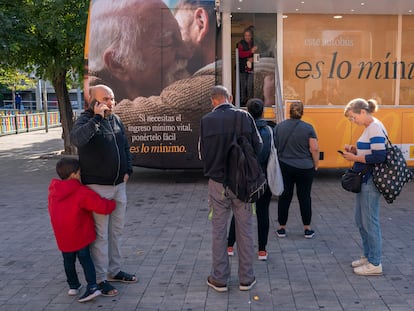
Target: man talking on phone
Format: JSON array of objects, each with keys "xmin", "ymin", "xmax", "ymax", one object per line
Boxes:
[{"xmin": 70, "ymin": 84, "xmax": 135, "ymax": 297}]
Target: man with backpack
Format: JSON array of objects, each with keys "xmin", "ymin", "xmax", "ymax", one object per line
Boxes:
[{"xmin": 199, "ymin": 85, "xmax": 262, "ymax": 292}]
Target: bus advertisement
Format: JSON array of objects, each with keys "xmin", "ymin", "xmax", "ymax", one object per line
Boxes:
[{"xmin": 84, "ymin": 0, "xmax": 220, "ymax": 169}]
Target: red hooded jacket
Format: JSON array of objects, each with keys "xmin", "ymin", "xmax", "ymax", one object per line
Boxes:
[{"xmin": 48, "ymin": 178, "xmax": 116, "ymax": 252}]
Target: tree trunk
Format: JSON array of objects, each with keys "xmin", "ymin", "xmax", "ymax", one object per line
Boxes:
[{"xmin": 52, "ymin": 71, "xmax": 77, "ymax": 155}]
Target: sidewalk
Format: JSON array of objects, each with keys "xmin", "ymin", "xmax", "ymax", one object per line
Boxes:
[{"xmin": 1, "ymin": 127, "xmax": 414, "ymax": 311}]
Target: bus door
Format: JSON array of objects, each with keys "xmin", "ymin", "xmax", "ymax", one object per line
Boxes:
[{"xmin": 231, "ymin": 13, "xmax": 280, "ymax": 124}]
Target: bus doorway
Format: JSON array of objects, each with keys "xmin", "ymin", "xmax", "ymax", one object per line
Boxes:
[
  {"xmin": 231, "ymin": 13, "xmax": 280, "ymax": 122},
  {"xmin": 231, "ymin": 13, "xmax": 277, "ymax": 107}
]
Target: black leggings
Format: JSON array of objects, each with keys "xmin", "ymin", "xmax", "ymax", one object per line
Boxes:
[
  {"xmin": 278, "ymin": 161, "xmax": 315, "ymax": 226},
  {"xmin": 228, "ymin": 187, "xmax": 272, "ymax": 251}
]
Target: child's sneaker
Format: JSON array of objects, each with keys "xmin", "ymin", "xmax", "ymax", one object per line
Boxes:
[
  {"xmin": 68, "ymin": 285, "xmax": 82, "ymax": 296},
  {"xmin": 78, "ymin": 287, "xmax": 101, "ymax": 303}
]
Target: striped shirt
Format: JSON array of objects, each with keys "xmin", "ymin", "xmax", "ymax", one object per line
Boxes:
[{"xmin": 354, "ymin": 117, "xmax": 387, "ymax": 179}]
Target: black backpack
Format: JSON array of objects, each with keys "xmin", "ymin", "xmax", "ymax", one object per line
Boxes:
[{"xmin": 223, "ymin": 112, "xmax": 267, "ymax": 203}]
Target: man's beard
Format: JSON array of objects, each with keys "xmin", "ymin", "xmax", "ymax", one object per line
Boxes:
[
  {"xmin": 163, "ymin": 59, "xmax": 191, "ymax": 88},
  {"xmin": 104, "ymin": 109, "xmax": 112, "ymax": 118}
]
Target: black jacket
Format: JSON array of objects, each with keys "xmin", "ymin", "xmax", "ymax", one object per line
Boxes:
[
  {"xmin": 255, "ymin": 119, "xmax": 272, "ymax": 174},
  {"xmin": 199, "ymin": 103, "xmax": 262, "ymax": 183},
  {"xmin": 238, "ymin": 39, "xmax": 254, "ymax": 73},
  {"xmin": 71, "ymin": 110, "xmax": 132, "ymax": 185}
]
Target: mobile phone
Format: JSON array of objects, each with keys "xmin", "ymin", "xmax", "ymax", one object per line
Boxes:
[
  {"xmin": 89, "ymin": 99, "xmax": 99, "ymax": 110},
  {"xmin": 337, "ymin": 150, "xmax": 344, "ymax": 155}
]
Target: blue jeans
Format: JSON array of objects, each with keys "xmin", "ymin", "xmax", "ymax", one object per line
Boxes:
[
  {"xmin": 62, "ymin": 245, "xmax": 97, "ymax": 290},
  {"xmin": 355, "ymin": 178, "xmax": 382, "ymax": 266}
]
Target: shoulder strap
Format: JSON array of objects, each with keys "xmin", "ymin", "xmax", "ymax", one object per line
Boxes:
[
  {"xmin": 267, "ymin": 126, "xmax": 274, "ymax": 149},
  {"xmin": 278, "ymin": 121, "xmax": 300, "ymax": 155},
  {"xmin": 235, "ymin": 110, "xmax": 241, "ymax": 137},
  {"xmin": 381, "ymin": 129, "xmax": 392, "ymax": 146},
  {"xmin": 224, "ymin": 111, "xmax": 240, "ymax": 187}
]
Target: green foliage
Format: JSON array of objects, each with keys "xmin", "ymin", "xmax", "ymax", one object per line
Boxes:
[
  {"xmin": 0, "ymin": 68, "xmax": 36, "ymax": 91},
  {"xmin": 1, "ymin": 0, "xmax": 89, "ymax": 154},
  {"xmin": 0, "ymin": 0, "xmax": 89, "ymax": 84}
]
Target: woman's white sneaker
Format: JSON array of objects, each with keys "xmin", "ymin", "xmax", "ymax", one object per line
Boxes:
[
  {"xmin": 351, "ymin": 256, "xmax": 368, "ymax": 268},
  {"xmin": 353, "ymin": 263, "xmax": 382, "ymax": 276}
]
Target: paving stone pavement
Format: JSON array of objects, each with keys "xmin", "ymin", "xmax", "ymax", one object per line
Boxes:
[{"xmin": 1, "ymin": 127, "xmax": 414, "ymax": 311}]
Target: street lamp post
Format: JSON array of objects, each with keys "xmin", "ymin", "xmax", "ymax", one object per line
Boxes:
[{"xmin": 42, "ymin": 80, "xmax": 49, "ymax": 133}]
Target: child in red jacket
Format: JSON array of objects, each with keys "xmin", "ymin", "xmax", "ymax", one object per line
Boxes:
[{"xmin": 48, "ymin": 157, "xmax": 116, "ymax": 303}]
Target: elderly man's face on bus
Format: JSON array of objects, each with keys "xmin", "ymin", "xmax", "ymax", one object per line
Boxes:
[
  {"xmin": 132, "ymin": 1, "xmax": 191, "ymax": 95},
  {"xmin": 174, "ymin": 3, "xmax": 215, "ymax": 74},
  {"xmin": 90, "ymin": 0, "xmax": 191, "ymax": 100}
]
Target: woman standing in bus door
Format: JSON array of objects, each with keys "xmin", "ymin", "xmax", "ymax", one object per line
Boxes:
[
  {"xmin": 341, "ymin": 98, "xmax": 387, "ymax": 276},
  {"xmin": 237, "ymin": 28, "xmax": 257, "ymax": 106}
]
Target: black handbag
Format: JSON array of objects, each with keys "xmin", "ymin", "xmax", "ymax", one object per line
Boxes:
[{"xmin": 341, "ymin": 169, "xmax": 363, "ymax": 193}]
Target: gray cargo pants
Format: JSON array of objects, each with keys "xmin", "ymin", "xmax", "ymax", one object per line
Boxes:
[
  {"xmin": 208, "ymin": 179, "xmax": 255, "ymax": 285},
  {"xmin": 87, "ymin": 182, "xmax": 127, "ymax": 283}
]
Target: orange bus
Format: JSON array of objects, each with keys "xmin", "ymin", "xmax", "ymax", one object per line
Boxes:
[
  {"xmin": 289, "ymin": 104, "xmax": 414, "ymax": 168},
  {"xmin": 84, "ymin": 0, "xmax": 414, "ymax": 168}
]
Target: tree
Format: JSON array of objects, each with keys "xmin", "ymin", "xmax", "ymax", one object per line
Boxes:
[
  {"xmin": 0, "ymin": 68, "xmax": 36, "ymax": 108},
  {"xmin": 0, "ymin": 0, "xmax": 89, "ymax": 154}
]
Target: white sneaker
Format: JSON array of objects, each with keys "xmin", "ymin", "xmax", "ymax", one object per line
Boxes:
[
  {"xmin": 68, "ymin": 285, "xmax": 82, "ymax": 296},
  {"xmin": 239, "ymin": 278, "xmax": 256, "ymax": 291},
  {"xmin": 351, "ymin": 256, "xmax": 368, "ymax": 268},
  {"xmin": 354, "ymin": 263, "xmax": 383, "ymax": 276}
]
